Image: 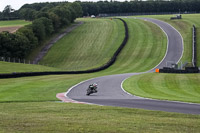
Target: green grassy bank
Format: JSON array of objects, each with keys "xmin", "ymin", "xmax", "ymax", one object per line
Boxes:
[
  {"xmin": 103, "ymin": 18, "xmax": 166, "ymax": 73},
  {"xmin": 40, "ymin": 18, "xmax": 125, "ymax": 70}
]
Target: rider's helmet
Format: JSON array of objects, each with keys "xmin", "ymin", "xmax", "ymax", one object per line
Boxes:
[{"xmin": 93, "ymin": 83, "xmax": 97, "ymax": 87}]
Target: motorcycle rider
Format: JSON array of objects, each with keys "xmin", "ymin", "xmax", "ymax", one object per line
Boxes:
[{"xmin": 89, "ymin": 83, "xmax": 98, "ymax": 93}]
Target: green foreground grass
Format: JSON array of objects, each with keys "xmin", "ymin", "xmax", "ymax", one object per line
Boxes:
[
  {"xmin": 0, "ymin": 20, "xmax": 31, "ymax": 27},
  {"xmin": 0, "ymin": 102, "xmax": 199, "ymax": 133},
  {"xmin": 123, "ymin": 73, "xmax": 200, "ymax": 103}
]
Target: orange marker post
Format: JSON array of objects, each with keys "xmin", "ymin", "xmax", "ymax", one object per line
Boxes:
[{"xmin": 155, "ymin": 69, "xmax": 159, "ymax": 73}]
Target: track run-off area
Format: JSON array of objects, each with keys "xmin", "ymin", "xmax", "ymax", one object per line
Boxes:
[{"xmin": 60, "ymin": 18, "xmax": 200, "ymax": 114}]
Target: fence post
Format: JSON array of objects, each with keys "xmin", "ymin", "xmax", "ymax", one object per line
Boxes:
[{"xmin": 192, "ymin": 25, "xmax": 197, "ymax": 67}]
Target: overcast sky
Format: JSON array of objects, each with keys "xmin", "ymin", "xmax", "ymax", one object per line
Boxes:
[{"xmin": 0, "ymin": 0, "xmax": 102, "ymax": 12}]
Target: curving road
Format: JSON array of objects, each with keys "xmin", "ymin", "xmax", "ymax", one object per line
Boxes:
[{"xmin": 66, "ymin": 18, "xmax": 200, "ymax": 114}]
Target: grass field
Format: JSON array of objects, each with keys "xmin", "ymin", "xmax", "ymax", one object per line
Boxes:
[
  {"xmin": 0, "ymin": 20, "xmax": 31, "ymax": 27},
  {"xmin": 40, "ymin": 18, "xmax": 125, "ymax": 70},
  {"xmin": 123, "ymin": 73, "xmax": 200, "ymax": 103}
]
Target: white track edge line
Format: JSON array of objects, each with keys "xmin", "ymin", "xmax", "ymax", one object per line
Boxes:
[
  {"xmin": 158, "ymin": 18, "xmax": 184, "ymax": 64},
  {"xmin": 121, "ymin": 73, "xmax": 200, "ymax": 105}
]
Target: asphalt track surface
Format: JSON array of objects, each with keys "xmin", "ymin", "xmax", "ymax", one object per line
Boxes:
[{"xmin": 67, "ymin": 18, "xmax": 200, "ymax": 114}]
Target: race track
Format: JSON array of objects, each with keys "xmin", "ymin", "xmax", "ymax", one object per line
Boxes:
[{"xmin": 66, "ymin": 18, "xmax": 200, "ymax": 114}]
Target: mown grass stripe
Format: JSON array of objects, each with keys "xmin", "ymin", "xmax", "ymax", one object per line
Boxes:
[
  {"xmin": 40, "ymin": 18, "xmax": 124, "ymax": 71},
  {"xmin": 124, "ymin": 73, "xmax": 200, "ymax": 103},
  {"xmin": 105, "ymin": 18, "xmax": 166, "ymax": 74}
]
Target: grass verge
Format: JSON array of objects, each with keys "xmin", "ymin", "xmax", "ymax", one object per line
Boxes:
[{"xmin": 123, "ymin": 73, "xmax": 200, "ymax": 103}]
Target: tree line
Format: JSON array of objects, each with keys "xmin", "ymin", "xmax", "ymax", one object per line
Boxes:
[
  {"xmin": 80, "ymin": 0, "xmax": 200, "ymax": 16},
  {"xmin": 0, "ymin": 5, "xmax": 19, "ymax": 20},
  {"xmin": 0, "ymin": 2, "xmax": 82, "ymax": 59}
]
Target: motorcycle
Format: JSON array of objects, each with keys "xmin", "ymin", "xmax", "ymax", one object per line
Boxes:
[{"xmin": 86, "ymin": 84, "xmax": 98, "ymax": 96}]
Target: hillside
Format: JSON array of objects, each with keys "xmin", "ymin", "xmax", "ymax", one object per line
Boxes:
[{"xmin": 40, "ymin": 18, "xmax": 125, "ymax": 71}]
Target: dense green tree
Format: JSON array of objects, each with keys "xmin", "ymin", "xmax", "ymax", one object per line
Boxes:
[
  {"xmin": 3, "ymin": 5, "xmax": 13, "ymax": 18},
  {"xmin": 48, "ymin": 12, "xmax": 61, "ymax": 30},
  {"xmin": 39, "ymin": 17, "xmax": 54, "ymax": 35},
  {"xmin": 32, "ymin": 17, "xmax": 54, "ymax": 41},
  {"xmin": 71, "ymin": 2, "xmax": 83, "ymax": 18},
  {"xmin": 19, "ymin": 8, "xmax": 37, "ymax": 21},
  {"xmin": 0, "ymin": 31, "xmax": 30, "ymax": 58},
  {"xmin": 0, "ymin": 2, "xmax": 83, "ymax": 59},
  {"xmin": 32, "ymin": 19, "xmax": 46, "ymax": 41},
  {"xmin": 17, "ymin": 25, "xmax": 38, "ymax": 49},
  {"xmin": 51, "ymin": 5, "xmax": 70, "ymax": 26}
]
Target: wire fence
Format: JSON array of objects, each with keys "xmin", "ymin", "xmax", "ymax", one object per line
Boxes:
[{"xmin": 0, "ymin": 56, "xmax": 44, "ymax": 66}]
